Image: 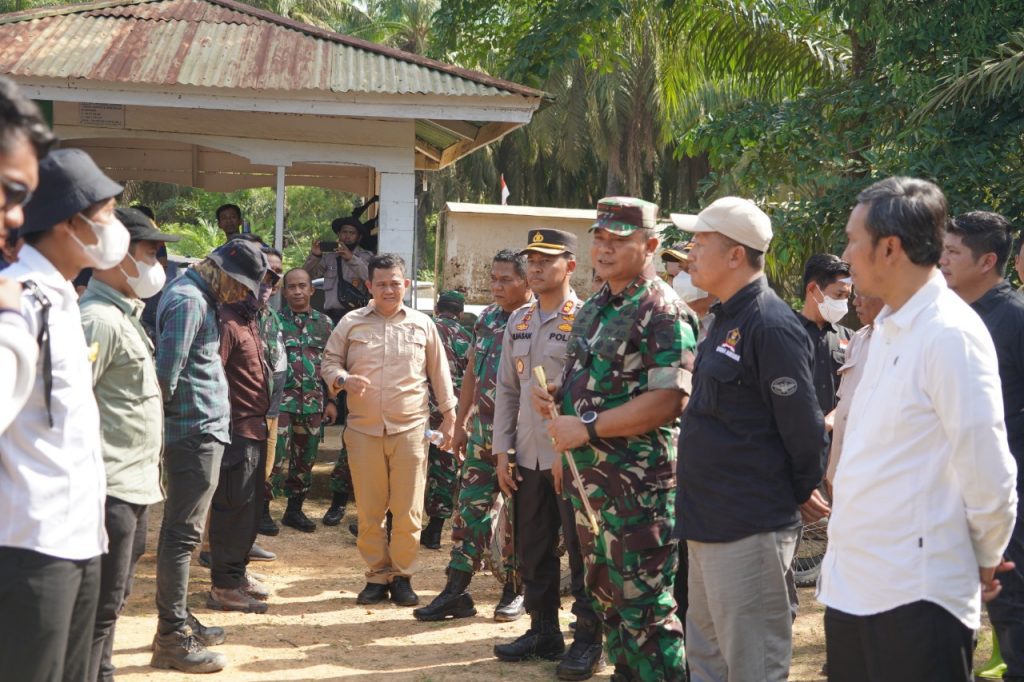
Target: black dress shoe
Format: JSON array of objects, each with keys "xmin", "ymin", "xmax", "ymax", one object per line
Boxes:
[
  {"xmin": 389, "ymin": 576, "xmax": 419, "ymax": 606},
  {"xmin": 356, "ymin": 582, "xmax": 390, "ymax": 605}
]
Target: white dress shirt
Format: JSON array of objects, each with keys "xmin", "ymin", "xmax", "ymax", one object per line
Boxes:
[
  {"xmin": 0, "ymin": 310, "xmax": 37, "ymax": 433},
  {"xmin": 818, "ymin": 271, "xmax": 1017, "ymax": 629},
  {"xmin": 0, "ymin": 246, "xmax": 107, "ymax": 560}
]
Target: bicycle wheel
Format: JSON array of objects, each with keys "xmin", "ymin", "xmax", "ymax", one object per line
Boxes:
[{"xmin": 793, "ymin": 516, "xmax": 828, "ymax": 587}]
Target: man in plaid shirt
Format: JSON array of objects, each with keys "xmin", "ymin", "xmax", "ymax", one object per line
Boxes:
[{"xmin": 151, "ymin": 240, "xmax": 267, "ymax": 674}]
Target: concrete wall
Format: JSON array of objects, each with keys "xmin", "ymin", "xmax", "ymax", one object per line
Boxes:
[{"xmin": 439, "ymin": 205, "xmax": 598, "ymax": 304}]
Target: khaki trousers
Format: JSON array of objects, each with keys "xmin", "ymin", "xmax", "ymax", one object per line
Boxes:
[{"xmin": 344, "ymin": 427, "xmax": 428, "ymax": 584}]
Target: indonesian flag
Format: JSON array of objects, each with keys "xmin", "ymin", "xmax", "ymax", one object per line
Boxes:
[{"xmin": 500, "ymin": 174, "xmax": 510, "ymax": 205}]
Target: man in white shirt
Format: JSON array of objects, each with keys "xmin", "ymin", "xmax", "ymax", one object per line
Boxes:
[
  {"xmin": 0, "ymin": 148, "xmax": 126, "ymax": 682},
  {"xmin": 819, "ymin": 176, "xmax": 1018, "ymax": 681}
]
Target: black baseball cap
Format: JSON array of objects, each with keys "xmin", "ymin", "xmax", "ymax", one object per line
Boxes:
[
  {"xmin": 520, "ymin": 228, "xmax": 578, "ymax": 256},
  {"xmin": 208, "ymin": 239, "xmax": 267, "ymax": 297},
  {"xmin": 21, "ymin": 148, "xmax": 123, "ymax": 235},
  {"xmin": 115, "ymin": 207, "xmax": 181, "ymax": 243}
]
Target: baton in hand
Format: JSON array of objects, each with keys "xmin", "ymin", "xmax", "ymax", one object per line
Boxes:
[{"xmin": 533, "ymin": 365, "xmax": 600, "ymax": 536}]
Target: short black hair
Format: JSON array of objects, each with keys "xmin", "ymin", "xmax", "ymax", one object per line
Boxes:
[
  {"xmin": 216, "ymin": 203, "xmax": 242, "ymax": 221},
  {"xmin": 720, "ymin": 234, "xmax": 765, "ymax": 270},
  {"xmin": 0, "ymin": 76, "xmax": 56, "ymax": 159},
  {"xmin": 368, "ymin": 253, "xmax": 406, "ymax": 281},
  {"xmin": 262, "ymin": 245, "xmax": 283, "ymax": 259},
  {"xmin": 856, "ymin": 177, "xmax": 947, "ymax": 267},
  {"xmin": 948, "ymin": 211, "xmax": 1014, "ymax": 271},
  {"xmin": 132, "ymin": 204, "xmax": 155, "ymax": 220},
  {"xmin": 802, "ymin": 253, "xmax": 851, "ymax": 293},
  {"xmin": 493, "ymin": 248, "xmax": 527, "ymax": 279}
]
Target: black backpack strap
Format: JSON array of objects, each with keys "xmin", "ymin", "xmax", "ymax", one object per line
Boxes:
[{"xmin": 21, "ymin": 280, "xmax": 53, "ymax": 428}]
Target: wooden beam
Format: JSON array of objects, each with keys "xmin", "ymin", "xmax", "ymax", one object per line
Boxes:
[{"xmin": 426, "ymin": 119, "xmax": 479, "ymax": 141}]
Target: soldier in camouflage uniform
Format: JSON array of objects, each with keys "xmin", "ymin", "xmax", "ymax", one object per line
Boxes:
[
  {"xmin": 270, "ymin": 268, "xmax": 335, "ymax": 533},
  {"xmin": 541, "ymin": 198, "xmax": 697, "ymax": 682},
  {"xmin": 413, "ymin": 249, "xmax": 533, "ymax": 623},
  {"xmin": 421, "ymin": 290, "xmax": 474, "ymax": 549}
]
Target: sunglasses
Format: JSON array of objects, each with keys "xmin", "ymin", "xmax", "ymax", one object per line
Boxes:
[{"xmin": 1, "ymin": 177, "xmax": 32, "ymax": 210}]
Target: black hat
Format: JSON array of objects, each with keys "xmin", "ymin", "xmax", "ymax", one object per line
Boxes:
[
  {"xmin": 208, "ymin": 239, "xmax": 267, "ymax": 297},
  {"xmin": 21, "ymin": 149, "xmax": 123, "ymax": 235},
  {"xmin": 521, "ymin": 228, "xmax": 578, "ymax": 256},
  {"xmin": 115, "ymin": 207, "xmax": 181, "ymax": 243},
  {"xmin": 332, "ymin": 216, "xmax": 363, "ymax": 233}
]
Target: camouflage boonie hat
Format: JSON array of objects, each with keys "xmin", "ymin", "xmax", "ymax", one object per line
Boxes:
[{"xmin": 591, "ymin": 197, "xmax": 661, "ymax": 235}]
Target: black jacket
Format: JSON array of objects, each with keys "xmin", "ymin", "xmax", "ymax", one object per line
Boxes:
[{"xmin": 677, "ymin": 277, "xmax": 826, "ymax": 542}]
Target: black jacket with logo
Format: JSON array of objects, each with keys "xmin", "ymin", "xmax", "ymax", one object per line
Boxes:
[{"xmin": 677, "ymin": 277, "xmax": 826, "ymax": 543}]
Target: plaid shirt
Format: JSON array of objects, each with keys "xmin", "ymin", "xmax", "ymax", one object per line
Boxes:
[{"xmin": 156, "ymin": 269, "xmax": 230, "ymax": 445}]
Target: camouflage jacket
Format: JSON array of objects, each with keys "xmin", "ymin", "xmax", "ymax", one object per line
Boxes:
[
  {"xmin": 471, "ymin": 303, "xmax": 520, "ymax": 428},
  {"xmin": 258, "ymin": 306, "xmax": 285, "ymax": 387},
  {"xmin": 279, "ymin": 306, "xmax": 333, "ymax": 415},
  {"xmin": 556, "ymin": 275, "xmax": 698, "ymax": 490},
  {"xmin": 429, "ymin": 313, "xmax": 473, "ymax": 429}
]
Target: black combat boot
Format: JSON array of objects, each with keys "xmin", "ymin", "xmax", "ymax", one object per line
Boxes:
[
  {"xmin": 556, "ymin": 617, "xmax": 606, "ymax": 680},
  {"xmin": 493, "ymin": 610, "xmax": 566, "ymax": 662},
  {"xmin": 420, "ymin": 516, "xmax": 445, "ymax": 549},
  {"xmin": 258, "ymin": 500, "xmax": 279, "ymax": 536},
  {"xmin": 281, "ymin": 495, "xmax": 316, "ymax": 533},
  {"xmin": 323, "ymin": 491, "xmax": 348, "ymax": 526},
  {"xmin": 412, "ymin": 568, "xmax": 476, "ymax": 621}
]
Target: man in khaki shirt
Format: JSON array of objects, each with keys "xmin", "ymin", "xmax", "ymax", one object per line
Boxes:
[{"xmin": 322, "ymin": 253, "xmax": 456, "ymax": 607}]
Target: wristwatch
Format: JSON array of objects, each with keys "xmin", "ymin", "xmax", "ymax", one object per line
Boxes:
[
  {"xmin": 580, "ymin": 411, "xmax": 599, "ymax": 442},
  {"xmin": 337, "ymin": 374, "xmax": 347, "ymax": 387}
]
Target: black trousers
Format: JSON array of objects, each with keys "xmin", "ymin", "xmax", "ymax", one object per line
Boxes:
[
  {"xmin": 0, "ymin": 547, "xmax": 101, "ymax": 682},
  {"xmin": 90, "ymin": 498, "xmax": 149, "ymax": 682},
  {"xmin": 825, "ymin": 600, "xmax": 973, "ymax": 682},
  {"xmin": 516, "ymin": 465, "xmax": 599, "ymax": 629},
  {"xmin": 210, "ymin": 435, "xmax": 263, "ymax": 589},
  {"xmin": 989, "ymin": 502, "xmax": 1024, "ymax": 679}
]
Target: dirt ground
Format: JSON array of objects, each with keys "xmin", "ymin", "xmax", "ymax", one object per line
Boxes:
[{"xmin": 112, "ymin": 427, "xmax": 994, "ymax": 681}]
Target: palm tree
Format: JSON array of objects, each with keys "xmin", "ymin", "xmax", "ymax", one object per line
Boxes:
[{"xmin": 916, "ymin": 31, "xmax": 1024, "ymax": 118}]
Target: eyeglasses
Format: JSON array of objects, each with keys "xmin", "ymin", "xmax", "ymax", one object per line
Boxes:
[{"xmin": 1, "ymin": 177, "xmax": 32, "ymax": 210}]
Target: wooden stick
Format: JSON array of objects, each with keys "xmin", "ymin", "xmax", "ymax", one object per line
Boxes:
[{"xmin": 533, "ymin": 365, "xmax": 600, "ymax": 536}]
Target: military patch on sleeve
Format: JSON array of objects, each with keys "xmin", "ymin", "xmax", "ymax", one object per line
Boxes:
[{"xmin": 770, "ymin": 377, "xmax": 798, "ymax": 396}]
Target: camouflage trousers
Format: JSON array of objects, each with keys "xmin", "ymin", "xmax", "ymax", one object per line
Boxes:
[
  {"xmin": 567, "ymin": 461, "xmax": 685, "ymax": 681},
  {"xmin": 424, "ymin": 443, "xmax": 460, "ymax": 519},
  {"xmin": 329, "ymin": 442, "xmax": 353, "ymax": 496},
  {"xmin": 448, "ymin": 429, "xmax": 515, "ymax": 577},
  {"xmin": 331, "ymin": 436, "xmax": 460, "ymax": 519},
  {"xmin": 270, "ymin": 412, "xmax": 323, "ymax": 499}
]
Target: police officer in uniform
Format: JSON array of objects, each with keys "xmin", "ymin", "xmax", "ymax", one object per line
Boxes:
[
  {"xmin": 492, "ymin": 229, "xmax": 604, "ymax": 678},
  {"xmin": 541, "ymin": 198, "xmax": 698, "ymax": 681}
]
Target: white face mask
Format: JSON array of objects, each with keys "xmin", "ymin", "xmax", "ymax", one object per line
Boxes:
[
  {"xmin": 673, "ymin": 270, "xmax": 707, "ymax": 303},
  {"xmin": 71, "ymin": 212, "xmax": 130, "ymax": 270},
  {"xmin": 120, "ymin": 253, "xmax": 166, "ymax": 299},
  {"xmin": 816, "ymin": 287, "xmax": 849, "ymax": 324}
]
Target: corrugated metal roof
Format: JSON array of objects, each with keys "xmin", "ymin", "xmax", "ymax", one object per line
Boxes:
[{"xmin": 0, "ymin": 0, "xmax": 547, "ymax": 98}]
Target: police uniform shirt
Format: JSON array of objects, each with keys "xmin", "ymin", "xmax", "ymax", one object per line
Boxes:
[
  {"xmin": 796, "ymin": 313, "xmax": 853, "ymax": 414},
  {"xmin": 679, "ymin": 276, "xmax": 826, "ymax": 543},
  {"xmin": 493, "ymin": 293, "xmax": 584, "ymax": 469}
]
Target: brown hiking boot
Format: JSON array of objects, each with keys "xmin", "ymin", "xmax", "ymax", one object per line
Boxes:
[
  {"xmin": 151, "ymin": 629, "xmax": 227, "ymax": 673},
  {"xmin": 207, "ymin": 586, "xmax": 269, "ymax": 614}
]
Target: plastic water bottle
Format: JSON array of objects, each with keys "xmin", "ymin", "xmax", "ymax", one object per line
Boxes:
[{"xmin": 425, "ymin": 429, "xmax": 445, "ymax": 447}]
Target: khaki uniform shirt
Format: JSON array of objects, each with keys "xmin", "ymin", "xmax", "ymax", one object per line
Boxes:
[
  {"xmin": 80, "ymin": 278, "xmax": 163, "ymax": 506},
  {"xmin": 322, "ymin": 303, "xmax": 455, "ymax": 437},
  {"xmin": 493, "ymin": 294, "xmax": 584, "ymax": 470},
  {"xmin": 303, "ymin": 247, "xmax": 372, "ymax": 311}
]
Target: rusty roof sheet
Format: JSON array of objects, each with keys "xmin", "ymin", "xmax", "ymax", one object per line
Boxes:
[{"xmin": 0, "ymin": 0, "xmax": 546, "ymax": 98}]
